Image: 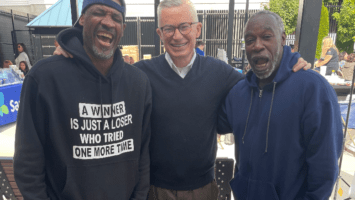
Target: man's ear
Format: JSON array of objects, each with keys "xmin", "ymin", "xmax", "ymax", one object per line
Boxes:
[
  {"xmin": 156, "ymin": 28, "xmax": 163, "ymax": 41},
  {"xmin": 281, "ymin": 32, "xmax": 286, "ymax": 46},
  {"xmin": 121, "ymin": 23, "xmax": 126, "ymax": 37},
  {"xmin": 195, "ymin": 22, "xmax": 202, "ymax": 38},
  {"xmin": 79, "ymin": 15, "xmax": 85, "ymax": 26}
]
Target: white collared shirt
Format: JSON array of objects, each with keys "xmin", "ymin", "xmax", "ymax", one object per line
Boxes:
[{"xmin": 165, "ymin": 50, "xmax": 196, "ymax": 78}]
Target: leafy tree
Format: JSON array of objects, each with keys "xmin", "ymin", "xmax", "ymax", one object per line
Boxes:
[
  {"xmin": 323, "ymin": 0, "xmax": 339, "ymax": 3},
  {"xmin": 264, "ymin": 0, "xmax": 299, "ymax": 36},
  {"xmin": 315, "ymin": 2, "xmax": 330, "ymax": 59},
  {"xmin": 332, "ymin": 0, "xmax": 355, "ymax": 53}
]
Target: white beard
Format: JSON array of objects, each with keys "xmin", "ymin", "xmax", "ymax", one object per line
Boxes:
[
  {"xmin": 93, "ymin": 45, "xmax": 115, "ymax": 60},
  {"xmin": 255, "ymin": 45, "xmax": 281, "ymax": 80}
]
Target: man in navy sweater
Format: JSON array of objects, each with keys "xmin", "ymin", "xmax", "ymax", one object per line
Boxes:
[
  {"xmin": 54, "ymin": 0, "xmax": 309, "ymax": 199},
  {"xmin": 224, "ymin": 11, "xmax": 343, "ymax": 200},
  {"xmin": 135, "ymin": 1, "xmax": 307, "ymax": 199}
]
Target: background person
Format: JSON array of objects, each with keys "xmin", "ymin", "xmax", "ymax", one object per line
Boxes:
[
  {"xmin": 129, "ymin": 56, "xmax": 135, "ymax": 64},
  {"xmin": 123, "ymin": 54, "xmax": 130, "ymax": 63},
  {"xmin": 195, "ymin": 41, "xmax": 205, "ymax": 56},
  {"xmin": 339, "ymin": 51, "xmax": 348, "ymax": 62},
  {"xmin": 19, "ymin": 61, "xmax": 29, "ymax": 76},
  {"xmin": 3, "ymin": 60, "xmax": 13, "ymax": 68},
  {"xmin": 315, "ymin": 36, "xmax": 339, "ymax": 75},
  {"xmin": 343, "ymin": 53, "xmax": 355, "ymax": 81},
  {"xmin": 15, "ymin": 43, "xmax": 33, "ymax": 70}
]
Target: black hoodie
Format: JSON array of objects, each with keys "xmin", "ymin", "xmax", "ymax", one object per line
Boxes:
[{"xmin": 14, "ymin": 27, "xmax": 152, "ymax": 200}]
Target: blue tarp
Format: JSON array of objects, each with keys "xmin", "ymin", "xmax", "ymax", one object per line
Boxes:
[
  {"xmin": 339, "ymin": 102, "xmax": 355, "ymax": 129},
  {"xmin": 27, "ymin": 0, "xmax": 84, "ymax": 27}
]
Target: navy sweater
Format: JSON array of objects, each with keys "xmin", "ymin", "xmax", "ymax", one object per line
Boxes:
[
  {"xmin": 14, "ymin": 27, "xmax": 152, "ymax": 200},
  {"xmin": 135, "ymin": 54, "xmax": 244, "ymax": 190},
  {"xmin": 225, "ymin": 46, "xmax": 343, "ymax": 200}
]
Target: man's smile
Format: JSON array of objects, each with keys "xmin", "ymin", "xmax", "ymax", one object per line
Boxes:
[
  {"xmin": 252, "ymin": 56, "xmax": 270, "ymax": 70},
  {"xmin": 171, "ymin": 43, "xmax": 188, "ymax": 48},
  {"xmin": 95, "ymin": 29, "xmax": 115, "ymax": 47}
]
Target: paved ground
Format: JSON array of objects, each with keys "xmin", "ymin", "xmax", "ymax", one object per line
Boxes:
[{"xmin": 0, "ymin": 122, "xmax": 16, "ymax": 158}]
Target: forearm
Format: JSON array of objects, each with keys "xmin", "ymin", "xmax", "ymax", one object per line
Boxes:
[{"xmin": 315, "ymin": 55, "xmax": 332, "ymax": 67}]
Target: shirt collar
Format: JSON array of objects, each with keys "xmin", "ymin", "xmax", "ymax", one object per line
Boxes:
[{"xmin": 165, "ymin": 50, "xmax": 196, "ymax": 78}]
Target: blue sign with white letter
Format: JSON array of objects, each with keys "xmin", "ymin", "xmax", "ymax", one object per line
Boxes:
[{"xmin": 0, "ymin": 84, "xmax": 22, "ymax": 126}]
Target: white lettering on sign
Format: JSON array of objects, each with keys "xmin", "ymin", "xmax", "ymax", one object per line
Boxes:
[{"xmin": 10, "ymin": 100, "xmax": 20, "ymax": 112}]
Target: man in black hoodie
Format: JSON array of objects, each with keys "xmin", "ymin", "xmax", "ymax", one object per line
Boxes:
[{"xmin": 14, "ymin": 0, "xmax": 152, "ymax": 199}]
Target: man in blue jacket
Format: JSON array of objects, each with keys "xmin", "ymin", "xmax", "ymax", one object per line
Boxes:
[{"xmin": 224, "ymin": 10, "xmax": 343, "ymax": 200}]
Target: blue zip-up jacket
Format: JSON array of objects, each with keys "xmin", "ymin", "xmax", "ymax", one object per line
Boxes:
[{"xmin": 225, "ymin": 46, "xmax": 343, "ymax": 200}]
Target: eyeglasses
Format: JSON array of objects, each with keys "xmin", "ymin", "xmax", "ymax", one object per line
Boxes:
[
  {"xmin": 160, "ymin": 22, "xmax": 198, "ymax": 38},
  {"xmin": 17, "ymin": 46, "xmax": 21, "ymax": 48}
]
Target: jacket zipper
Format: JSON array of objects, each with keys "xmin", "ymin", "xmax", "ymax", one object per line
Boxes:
[{"xmin": 259, "ymin": 89, "xmax": 263, "ymax": 98}]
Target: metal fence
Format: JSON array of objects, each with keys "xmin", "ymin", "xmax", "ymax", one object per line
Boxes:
[
  {"xmin": 36, "ymin": 10, "xmax": 260, "ymax": 61},
  {"xmin": 0, "ymin": 9, "xmax": 36, "ymax": 66},
  {"xmin": 325, "ymin": 3, "xmax": 342, "ymax": 33},
  {"xmin": 0, "ymin": 6, "xmax": 344, "ymax": 66},
  {"xmin": 119, "ymin": 10, "xmax": 259, "ymax": 60},
  {"xmin": 198, "ymin": 10, "xmax": 259, "ymax": 58}
]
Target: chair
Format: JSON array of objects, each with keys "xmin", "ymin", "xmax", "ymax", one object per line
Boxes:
[{"xmin": 0, "ymin": 158, "xmax": 23, "ymax": 200}]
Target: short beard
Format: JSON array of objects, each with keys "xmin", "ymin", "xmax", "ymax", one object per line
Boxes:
[
  {"xmin": 92, "ymin": 45, "xmax": 115, "ymax": 60},
  {"xmin": 254, "ymin": 44, "xmax": 281, "ymax": 80}
]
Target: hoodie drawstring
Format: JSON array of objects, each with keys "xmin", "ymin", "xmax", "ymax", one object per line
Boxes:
[
  {"xmin": 99, "ymin": 77, "xmax": 104, "ymax": 128},
  {"xmin": 264, "ymin": 82, "xmax": 277, "ymax": 153},
  {"xmin": 99, "ymin": 76, "xmax": 114, "ymax": 128},
  {"xmin": 242, "ymin": 88, "xmax": 254, "ymax": 144},
  {"xmin": 111, "ymin": 77, "xmax": 114, "ymax": 119}
]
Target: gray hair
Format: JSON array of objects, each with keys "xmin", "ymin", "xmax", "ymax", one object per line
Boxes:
[
  {"xmin": 245, "ymin": 10, "xmax": 285, "ymax": 35},
  {"xmin": 157, "ymin": 0, "xmax": 198, "ymax": 27}
]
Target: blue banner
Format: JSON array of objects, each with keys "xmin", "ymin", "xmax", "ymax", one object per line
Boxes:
[
  {"xmin": 0, "ymin": 84, "xmax": 22, "ymax": 126},
  {"xmin": 339, "ymin": 102, "xmax": 355, "ymax": 129}
]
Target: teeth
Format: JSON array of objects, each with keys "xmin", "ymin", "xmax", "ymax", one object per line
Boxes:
[
  {"xmin": 98, "ymin": 33, "xmax": 112, "ymax": 40},
  {"xmin": 173, "ymin": 44, "xmax": 185, "ymax": 47}
]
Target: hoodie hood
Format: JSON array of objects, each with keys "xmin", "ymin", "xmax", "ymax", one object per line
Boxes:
[
  {"xmin": 245, "ymin": 45, "xmax": 301, "ymax": 88},
  {"xmin": 56, "ymin": 27, "xmax": 125, "ymax": 82},
  {"xmin": 56, "ymin": 27, "xmax": 127, "ymax": 123}
]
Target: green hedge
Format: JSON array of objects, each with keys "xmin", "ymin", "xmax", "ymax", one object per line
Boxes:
[
  {"xmin": 265, "ymin": 0, "xmax": 299, "ymax": 36},
  {"xmin": 333, "ymin": 0, "xmax": 355, "ymax": 54},
  {"xmin": 315, "ymin": 2, "xmax": 329, "ymax": 59}
]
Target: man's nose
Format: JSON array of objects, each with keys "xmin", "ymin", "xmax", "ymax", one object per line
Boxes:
[
  {"xmin": 101, "ymin": 15, "xmax": 115, "ymax": 28},
  {"xmin": 253, "ymin": 38, "xmax": 264, "ymax": 52},
  {"xmin": 172, "ymin": 28, "xmax": 183, "ymax": 40}
]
